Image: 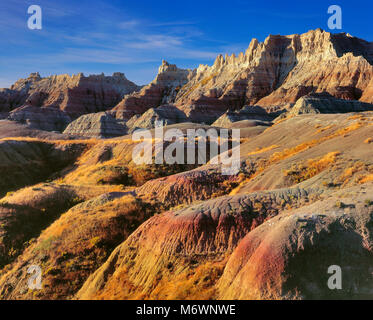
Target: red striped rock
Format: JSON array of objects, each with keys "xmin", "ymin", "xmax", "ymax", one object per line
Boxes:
[{"xmin": 0, "ymin": 72, "xmax": 140, "ymax": 119}]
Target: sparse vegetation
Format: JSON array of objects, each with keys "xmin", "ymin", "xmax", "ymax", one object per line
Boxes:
[
  {"xmin": 284, "ymin": 152, "xmax": 340, "ymax": 184},
  {"xmin": 359, "ymin": 174, "xmax": 373, "ymax": 184},
  {"xmin": 248, "ymin": 145, "xmax": 279, "ymax": 156}
]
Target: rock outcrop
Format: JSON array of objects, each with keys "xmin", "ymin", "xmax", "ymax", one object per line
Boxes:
[
  {"xmin": 2, "ymin": 29, "xmax": 372, "ymax": 126},
  {"xmin": 8, "ymin": 105, "xmax": 71, "ymax": 132},
  {"xmin": 212, "ymin": 106, "xmax": 273, "ymax": 127},
  {"xmin": 63, "ymin": 112, "xmax": 127, "ymax": 138},
  {"xmin": 75, "ymin": 184, "xmax": 325, "ymax": 300},
  {"xmin": 0, "ymin": 72, "xmax": 140, "ymax": 118},
  {"xmin": 285, "ymin": 93, "xmax": 373, "ymax": 118},
  {"xmin": 112, "ymin": 61, "xmax": 192, "ymax": 120},
  {"xmin": 126, "ymin": 104, "xmax": 188, "ymax": 131}
]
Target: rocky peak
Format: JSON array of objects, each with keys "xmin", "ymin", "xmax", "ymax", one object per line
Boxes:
[
  {"xmin": 28, "ymin": 72, "xmax": 41, "ymax": 80},
  {"xmin": 112, "ymin": 72, "xmax": 127, "ymax": 79},
  {"xmin": 112, "ymin": 60, "xmax": 192, "ymax": 120},
  {"xmin": 154, "ymin": 60, "xmax": 191, "ymax": 86},
  {"xmin": 158, "ymin": 60, "xmax": 178, "ymax": 73},
  {"xmin": 174, "ymin": 29, "xmax": 373, "ymax": 119}
]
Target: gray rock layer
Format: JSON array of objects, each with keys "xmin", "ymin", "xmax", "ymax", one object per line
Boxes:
[
  {"xmin": 289, "ymin": 93, "xmax": 373, "ymax": 116},
  {"xmin": 8, "ymin": 105, "xmax": 71, "ymax": 132},
  {"xmin": 63, "ymin": 112, "xmax": 127, "ymax": 138}
]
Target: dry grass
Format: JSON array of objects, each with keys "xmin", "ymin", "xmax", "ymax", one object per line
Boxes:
[
  {"xmin": 92, "ymin": 259, "xmax": 226, "ymax": 300},
  {"xmin": 270, "ymin": 122, "xmax": 363, "ymax": 163},
  {"xmin": 230, "ymin": 120, "xmax": 367, "ymax": 194},
  {"xmin": 0, "ymin": 183, "xmax": 85, "ymax": 268},
  {"xmin": 269, "ymin": 140, "xmax": 319, "ymax": 162},
  {"xmin": 0, "ymin": 194, "xmax": 154, "ymax": 300},
  {"xmin": 284, "ymin": 152, "xmax": 340, "ymax": 184},
  {"xmin": 338, "ymin": 162, "xmax": 366, "ymax": 186},
  {"xmin": 358, "ymin": 173, "xmax": 373, "ymax": 184},
  {"xmin": 248, "ymin": 145, "xmax": 279, "ymax": 156},
  {"xmin": 313, "ymin": 124, "xmax": 335, "ymax": 135},
  {"xmin": 240, "ymin": 138, "xmax": 251, "ymax": 144},
  {"xmin": 149, "ymin": 260, "xmax": 225, "ymax": 300},
  {"xmin": 337, "ymin": 162, "xmax": 373, "ymax": 186},
  {"xmin": 348, "ymin": 114, "xmax": 364, "ymax": 120}
]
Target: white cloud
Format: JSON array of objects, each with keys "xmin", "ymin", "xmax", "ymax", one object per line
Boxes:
[
  {"xmin": 0, "ymin": 1, "xmax": 246, "ymax": 85},
  {"xmin": 118, "ymin": 19, "xmax": 140, "ymax": 30}
]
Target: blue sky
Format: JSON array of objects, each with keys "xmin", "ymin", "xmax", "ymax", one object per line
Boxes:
[{"xmin": 0, "ymin": 0, "xmax": 372, "ymax": 88}]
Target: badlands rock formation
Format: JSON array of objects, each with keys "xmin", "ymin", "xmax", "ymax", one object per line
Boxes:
[
  {"xmin": 63, "ymin": 112, "xmax": 127, "ymax": 138},
  {"xmin": 8, "ymin": 105, "xmax": 71, "ymax": 132},
  {"xmin": 112, "ymin": 61, "xmax": 191, "ymax": 120},
  {"xmin": 173, "ymin": 29, "xmax": 373, "ymax": 120},
  {"xmin": 0, "ymin": 72, "xmax": 140, "ymax": 119},
  {"xmin": 1, "ymin": 29, "xmax": 372, "ymax": 129},
  {"xmin": 0, "ymin": 192, "xmax": 152, "ymax": 300},
  {"xmin": 0, "ymin": 120, "xmax": 71, "ymax": 140},
  {"xmin": 0, "ymin": 29, "xmax": 373, "ymax": 301},
  {"xmin": 75, "ymin": 114, "xmax": 373, "ymax": 300},
  {"xmin": 359, "ymin": 77, "xmax": 373, "ymax": 103}
]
